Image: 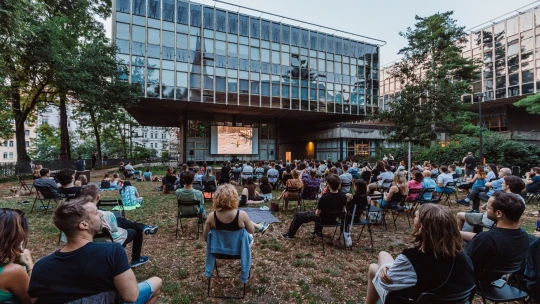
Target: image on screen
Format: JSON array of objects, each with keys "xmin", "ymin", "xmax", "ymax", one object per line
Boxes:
[{"xmin": 217, "ymin": 126, "xmax": 253, "ymax": 154}]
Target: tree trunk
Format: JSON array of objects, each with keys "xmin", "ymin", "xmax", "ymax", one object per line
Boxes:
[
  {"xmin": 11, "ymin": 84, "xmax": 30, "ymax": 162},
  {"xmin": 89, "ymin": 109, "xmax": 102, "ymax": 159},
  {"xmin": 119, "ymin": 124, "xmax": 127, "ymax": 159},
  {"xmin": 59, "ymin": 94, "xmax": 71, "ymax": 160}
]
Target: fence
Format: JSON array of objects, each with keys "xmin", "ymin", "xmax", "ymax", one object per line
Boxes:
[{"xmin": 0, "ymin": 158, "xmax": 144, "ymax": 178}]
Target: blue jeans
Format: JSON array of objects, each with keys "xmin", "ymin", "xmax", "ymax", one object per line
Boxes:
[{"xmin": 124, "ymin": 281, "xmax": 154, "ymax": 304}]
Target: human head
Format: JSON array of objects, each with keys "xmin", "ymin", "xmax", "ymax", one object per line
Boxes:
[
  {"xmin": 439, "ymin": 166, "xmax": 448, "ymax": 173},
  {"xmin": 487, "ymin": 163, "xmax": 498, "ymax": 176},
  {"xmin": 393, "ymin": 172, "xmax": 407, "ymax": 186},
  {"xmin": 384, "ymin": 164, "xmax": 391, "ymax": 172},
  {"xmin": 0, "ymin": 208, "xmax": 29, "ymax": 264},
  {"xmin": 57, "ymin": 168, "xmax": 75, "ymax": 187},
  {"xmin": 342, "ymin": 164, "xmax": 349, "ymax": 172},
  {"xmin": 40, "ymin": 168, "xmax": 50, "ymax": 177},
  {"xmin": 498, "ymin": 167, "xmax": 512, "ymax": 178},
  {"xmin": 246, "ymin": 177, "xmax": 254, "ymax": 185},
  {"xmin": 531, "ymin": 167, "xmax": 540, "ymax": 175},
  {"xmin": 145, "ymin": 168, "xmax": 149, "ymax": 172},
  {"xmin": 309, "ymin": 169, "xmax": 316, "ymax": 178},
  {"xmin": 77, "ymin": 156, "xmax": 81, "ymax": 160},
  {"xmin": 103, "ymin": 173, "xmax": 109, "ymax": 179},
  {"xmin": 502, "ymin": 176, "xmax": 526, "ymax": 194},
  {"xmin": 193, "ymin": 166, "xmax": 200, "ymax": 174},
  {"xmin": 123, "ymin": 180, "xmax": 132, "ymax": 187},
  {"xmin": 213, "ymin": 184, "xmax": 239, "ymax": 211},
  {"xmin": 53, "ymin": 196, "xmax": 102, "ymax": 238},
  {"xmin": 330, "ymin": 167, "xmax": 339, "ymax": 175},
  {"xmin": 81, "ymin": 184, "xmax": 100, "ymax": 203},
  {"xmin": 206, "ymin": 166, "xmax": 213, "ymax": 176},
  {"xmin": 412, "ymin": 204, "xmax": 462, "ymax": 258},
  {"xmin": 291, "ymin": 170, "xmax": 299, "ymax": 179},
  {"xmin": 467, "ymin": 152, "xmax": 473, "ymax": 156},
  {"xmin": 182, "ymin": 164, "xmax": 188, "ymax": 171},
  {"xmin": 414, "ymin": 171, "xmax": 424, "ymax": 183},
  {"xmin": 487, "ymin": 192, "xmax": 525, "ymax": 223},
  {"xmin": 260, "ymin": 176, "xmax": 269, "ymax": 184},
  {"xmin": 430, "ymin": 163, "xmax": 438, "ymax": 169},
  {"xmin": 112, "ymin": 173, "xmax": 119, "ymax": 179},
  {"xmin": 448, "ymin": 164, "xmax": 456, "ymax": 172},
  {"xmin": 354, "ymin": 179, "xmax": 367, "ymax": 196},
  {"xmin": 183, "ymin": 171, "xmax": 194, "ymax": 185},
  {"xmin": 326, "ymin": 174, "xmax": 341, "ymax": 192},
  {"xmin": 422, "ymin": 170, "xmax": 432, "ymax": 178},
  {"xmin": 78, "ymin": 175, "xmax": 88, "ymax": 185},
  {"xmin": 33, "ymin": 164, "xmax": 43, "ymax": 175}
]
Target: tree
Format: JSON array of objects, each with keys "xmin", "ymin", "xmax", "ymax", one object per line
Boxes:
[
  {"xmin": 29, "ymin": 123, "xmax": 61, "ymax": 160},
  {"xmin": 515, "ymin": 93, "xmax": 540, "ymax": 114},
  {"xmin": 373, "ymin": 11, "xmax": 479, "ymax": 146}
]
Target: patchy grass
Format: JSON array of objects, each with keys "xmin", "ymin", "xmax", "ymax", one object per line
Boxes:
[{"xmin": 1, "ymin": 172, "xmax": 537, "ymax": 303}]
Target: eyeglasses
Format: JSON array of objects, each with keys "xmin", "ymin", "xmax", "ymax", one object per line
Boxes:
[{"xmin": 0, "ymin": 208, "xmax": 25, "ymax": 217}]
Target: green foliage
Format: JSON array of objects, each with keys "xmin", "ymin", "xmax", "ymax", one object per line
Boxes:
[
  {"xmin": 132, "ymin": 146, "xmax": 157, "ymax": 159},
  {"xmin": 29, "ymin": 123, "xmax": 60, "ymax": 160},
  {"xmin": 373, "ymin": 11, "xmax": 479, "ymax": 146},
  {"xmin": 515, "ymin": 92, "xmax": 540, "ymax": 115}
]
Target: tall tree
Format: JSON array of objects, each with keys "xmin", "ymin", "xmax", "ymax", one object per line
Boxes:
[
  {"xmin": 373, "ymin": 11, "xmax": 479, "ymax": 146},
  {"xmin": 515, "ymin": 93, "xmax": 540, "ymax": 114}
]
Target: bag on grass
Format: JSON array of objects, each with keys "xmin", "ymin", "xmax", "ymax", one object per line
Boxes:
[
  {"xmin": 270, "ymin": 200, "xmax": 280, "ymax": 212},
  {"xmin": 369, "ymin": 211, "xmax": 383, "ymax": 224},
  {"xmin": 340, "ymin": 205, "xmax": 355, "ymax": 248}
]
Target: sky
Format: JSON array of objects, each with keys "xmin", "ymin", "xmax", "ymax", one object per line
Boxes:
[{"xmin": 103, "ymin": 0, "xmax": 539, "ymax": 66}]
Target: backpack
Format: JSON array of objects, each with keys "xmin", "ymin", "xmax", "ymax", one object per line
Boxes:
[{"xmin": 100, "ymin": 180, "xmax": 111, "ymax": 189}]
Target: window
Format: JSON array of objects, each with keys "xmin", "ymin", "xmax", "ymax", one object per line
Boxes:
[
  {"xmin": 190, "ymin": 4, "xmax": 201, "ymax": 27},
  {"xmin": 162, "ymin": 133, "xmax": 167, "ymax": 139},
  {"xmin": 3, "ymin": 141, "xmax": 6, "ymax": 147},
  {"xmin": 2, "ymin": 153, "xmax": 6, "ymax": 159},
  {"xmin": 143, "ymin": 132, "xmax": 147, "ymax": 138},
  {"xmin": 9, "ymin": 141, "xmax": 13, "ymax": 147},
  {"xmin": 8, "ymin": 152, "xmax": 13, "ymax": 159},
  {"xmin": 132, "ymin": 0, "xmax": 145, "ymax": 16},
  {"xmin": 177, "ymin": 1, "xmax": 188, "ymax": 24},
  {"xmin": 250, "ymin": 17, "xmax": 260, "ymax": 39},
  {"xmin": 25, "ymin": 141, "xmax": 29, "ymax": 147},
  {"xmin": 148, "ymin": 0, "xmax": 160, "ymax": 19},
  {"xmin": 24, "ymin": 130, "xmax": 29, "ymax": 136}
]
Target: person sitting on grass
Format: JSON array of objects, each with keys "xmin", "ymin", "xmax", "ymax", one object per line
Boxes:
[
  {"xmin": 0, "ymin": 208, "xmax": 34, "ymax": 304},
  {"xmin": 81, "ymin": 184, "xmax": 158, "ymax": 268},
  {"xmin": 176, "ymin": 171, "xmax": 206, "ymax": 220},
  {"xmin": 258, "ymin": 176, "xmax": 273, "ymax": 201},
  {"xmin": 28, "ymin": 197, "xmax": 162, "ymax": 304},
  {"xmin": 110, "ymin": 173, "xmax": 123, "ymax": 190},
  {"xmin": 143, "ymin": 169, "xmax": 153, "ymax": 181},
  {"xmin": 365, "ymin": 204, "xmax": 474, "ymax": 304},
  {"xmin": 242, "ymin": 177, "xmax": 265, "ymax": 203},
  {"xmin": 282, "ymin": 174, "xmax": 346, "ymax": 239},
  {"xmin": 56, "ymin": 168, "xmax": 82, "ymax": 201},
  {"xmin": 119, "ymin": 181, "xmax": 143, "ymax": 210},
  {"xmin": 203, "ymin": 184, "xmax": 269, "ymax": 240}
]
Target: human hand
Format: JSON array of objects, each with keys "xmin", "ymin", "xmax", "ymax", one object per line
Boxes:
[
  {"xmin": 19, "ymin": 249, "xmax": 33, "ymax": 268},
  {"xmin": 379, "ymin": 266, "xmax": 393, "ymax": 284},
  {"xmin": 534, "ymin": 231, "xmax": 540, "ymax": 238}
]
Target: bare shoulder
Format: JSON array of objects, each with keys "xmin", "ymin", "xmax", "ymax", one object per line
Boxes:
[{"xmin": 2, "ymin": 263, "xmax": 26, "ymax": 277}]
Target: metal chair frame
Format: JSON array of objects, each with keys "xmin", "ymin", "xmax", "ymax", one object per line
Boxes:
[
  {"xmin": 440, "ymin": 182, "xmax": 459, "ymax": 206},
  {"xmin": 32, "ymin": 186, "xmax": 61, "ymax": 213},
  {"xmin": 476, "ymin": 262, "xmax": 528, "ymax": 304},
  {"xmin": 97, "ymin": 199, "xmax": 126, "ymax": 219},
  {"xmin": 176, "ymin": 200, "xmax": 203, "ymax": 239},
  {"xmin": 311, "ymin": 210, "xmax": 345, "ymax": 255}
]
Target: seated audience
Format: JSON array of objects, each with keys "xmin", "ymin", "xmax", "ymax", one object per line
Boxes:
[
  {"xmin": 339, "ymin": 164, "xmax": 353, "ymax": 193},
  {"xmin": 462, "ymin": 192, "xmax": 529, "ymax": 281},
  {"xmin": 82, "ymin": 184, "xmax": 158, "ymax": 268},
  {"xmin": 75, "ymin": 174, "xmax": 88, "ymax": 187},
  {"xmin": 32, "ymin": 164, "xmax": 43, "ymax": 180},
  {"xmin": 258, "ymin": 176, "xmax": 273, "ymax": 201},
  {"xmin": 100, "ymin": 174, "xmax": 112, "ymax": 189},
  {"xmin": 124, "ymin": 161, "xmax": 135, "ymax": 178},
  {"xmin": 110, "ymin": 173, "xmax": 123, "ymax": 189},
  {"xmin": 457, "ymin": 165, "xmax": 486, "ymax": 192},
  {"xmin": 281, "ymin": 166, "xmax": 293, "ymax": 188},
  {"xmin": 368, "ymin": 164, "xmax": 393, "ymax": 193},
  {"xmin": 365, "ymin": 204, "xmax": 474, "ymax": 304},
  {"xmin": 420, "ymin": 170, "xmax": 437, "ymax": 200},
  {"xmin": 406, "ymin": 171, "xmax": 423, "ymax": 201},
  {"xmin": 28, "ymin": 197, "xmax": 162, "ymax": 303},
  {"xmin": 457, "ymin": 175, "xmax": 525, "ymax": 234},
  {"xmin": 32, "ymin": 168, "xmax": 61, "ymax": 198},
  {"xmin": 242, "ymin": 162, "xmax": 254, "ymax": 181},
  {"xmin": 179, "ymin": 164, "xmax": 190, "ymax": 188},
  {"xmin": 243, "ymin": 177, "xmax": 264, "ymax": 203},
  {"xmin": 120, "ymin": 181, "xmax": 143, "ymax": 210},
  {"xmin": 74, "ymin": 156, "xmax": 86, "ymax": 171},
  {"xmin": 267, "ymin": 163, "xmax": 279, "ymax": 189},
  {"xmin": 143, "ymin": 169, "xmax": 153, "ymax": 181},
  {"xmin": 0, "ymin": 208, "xmax": 34, "ymax": 304},
  {"xmin": 192, "ymin": 167, "xmax": 204, "ymax": 191},
  {"xmin": 162, "ymin": 167, "xmax": 178, "ymax": 193},
  {"xmin": 282, "ymin": 174, "xmax": 346, "ymax": 239},
  {"xmin": 175, "ymin": 171, "xmax": 205, "ymax": 219},
  {"xmin": 201, "ymin": 167, "xmax": 217, "ymax": 193},
  {"xmin": 525, "ymin": 167, "xmax": 540, "ymax": 194},
  {"xmin": 430, "ymin": 163, "xmax": 439, "ymax": 176},
  {"xmin": 486, "ymin": 163, "xmax": 498, "ymax": 182},
  {"xmin": 345, "ymin": 179, "xmax": 373, "ymax": 222},
  {"xmin": 435, "ymin": 165, "xmax": 454, "ymax": 194},
  {"xmin": 302, "ymin": 169, "xmax": 321, "ymax": 200},
  {"xmin": 376, "ymin": 172, "xmax": 408, "ymax": 208},
  {"xmin": 56, "ymin": 168, "xmax": 82, "ymax": 201},
  {"xmin": 254, "ymin": 162, "xmax": 265, "ymax": 180},
  {"xmin": 453, "ymin": 161, "xmax": 463, "ymax": 176},
  {"xmin": 277, "ymin": 170, "xmax": 303, "ymax": 209},
  {"xmin": 456, "ymin": 167, "xmax": 511, "ymax": 212},
  {"xmin": 219, "ymin": 162, "xmax": 231, "ymax": 184},
  {"xmin": 396, "ymin": 161, "xmax": 406, "ymax": 173}
]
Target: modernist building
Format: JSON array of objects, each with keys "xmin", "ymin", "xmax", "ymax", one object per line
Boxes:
[
  {"xmin": 112, "ymin": 0, "xmax": 386, "ymax": 162},
  {"xmin": 380, "ymin": 6, "xmax": 540, "ymax": 145}
]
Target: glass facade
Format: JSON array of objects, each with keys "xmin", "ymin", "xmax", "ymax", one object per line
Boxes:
[{"xmin": 113, "ymin": 0, "xmax": 380, "ymax": 115}]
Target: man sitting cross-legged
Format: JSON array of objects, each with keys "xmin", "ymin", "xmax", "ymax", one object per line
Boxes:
[
  {"xmin": 462, "ymin": 192, "xmax": 530, "ymax": 281},
  {"xmin": 28, "ymin": 197, "xmax": 162, "ymax": 304},
  {"xmin": 365, "ymin": 204, "xmax": 474, "ymax": 304},
  {"xmin": 81, "ymin": 184, "xmax": 159, "ymax": 268},
  {"xmin": 282, "ymin": 174, "xmax": 346, "ymax": 239},
  {"xmin": 457, "ymin": 175, "xmax": 525, "ymax": 236}
]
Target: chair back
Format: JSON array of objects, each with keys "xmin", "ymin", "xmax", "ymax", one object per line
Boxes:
[
  {"xmin": 65, "ymin": 290, "xmax": 119, "ymax": 304},
  {"xmin": 368, "ymin": 193, "xmax": 383, "ymax": 201},
  {"xmin": 177, "ymin": 200, "xmax": 201, "ymax": 217},
  {"xmin": 35, "ymin": 186, "xmax": 57, "ymax": 199},
  {"xmin": 478, "ymin": 260, "xmax": 523, "ymax": 283},
  {"xmin": 419, "ymin": 188, "xmax": 439, "ymax": 202},
  {"xmin": 443, "ymin": 182, "xmax": 456, "ymax": 191},
  {"xmin": 97, "ymin": 199, "xmax": 125, "ymax": 219},
  {"xmin": 406, "ymin": 188, "xmax": 422, "ymax": 202},
  {"xmin": 268, "ymin": 174, "xmax": 278, "ymax": 179},
  {"xmin": 340, "ymin": 182, "xmax": 352, "ymax": 192},
  {"xmin": 381, "ymin": 179, "xmax": 393, "ymax": 189},
  {"xmin": 318, "ymin": 209, "xmax": 345, "ymax": 226},
  {"xmin": 416, "ymin": 285, "xmax": 476, "ymax": 304}
]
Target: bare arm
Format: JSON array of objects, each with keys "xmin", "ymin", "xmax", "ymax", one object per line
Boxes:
[
  {"xmin": 113, "ymin": 269, "xmax": 139, "ymax": 303},
  {"xmin": 239, "ymin": 211, "xmax": 255, "ymax": 234},
  {"xmin": 384, "ymin": 186, "xmax": 397, "ymax": 202},
  {"xmin": 468, "ymin": 174, "xmax": 478, "ymax": 184},
  {"xmin": 4, "ymin": 264, "xmax": 32, "ymax": 304},
  {"xmin": 203, "ymin": 213, "xmax": 214, "ymax": 242}
]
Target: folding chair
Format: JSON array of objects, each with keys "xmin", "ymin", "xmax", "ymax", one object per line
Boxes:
[
  {"xmin": 202, "ymin": 180, "xmax": 216, "ymax": 200},
  {"xmin": 32, "ymin": 186, "xmax": 61, "ymax": 213},
  {"xmin": 232, "ymin": 171, "xmax": 241, "ymax": 183},
  {"xmin": 347, "ymin": 204, "xmax": 375, "ymax": 250},
  {"xmin": 241, "ymin": 172, "xmax": 252, "ymax": 185},
  {"xmin": 440, "ymin": 182, "xmax": 459, "ymax": 206},
  {"xmin": 386, "ymin": 285, "xmax": 476, "ymax": 303},
  {"xmin": 176, "ymin": 200, "xmax": 203, "ymax": 239},
  {"xmin": 205, "ymin": 229, "xmax": 251, "ymax": 299},
  {"xmin": 382, "ymin": 195, "xmax": 410, "ymax": 230},
  {"xmin": 378, "ymin": 179, "xmax": 393, "ymax": 192},
  {"xmin": 340, "ymin": 182, "xmax": 352, "ymax": 194},
  {"xmin": 311, "ymin": 210, "xmax": 345, "ymax": 255},
  {"xmin": 416, "ymin": 188, "xmax": 440, "ymax": 211},
  {"xmin": 526, "ymin": 188, "xmax": 540, "ymax": 205},
  {"xmin": 476, "ymin": 261, "xmax": 528, "ymax": 304},
  {"xmin": 367, "ymin": 193, "xmax": 386, "ymax": 230},
  {"xmin": 404, "ymin": 188, "xmax": 422, "ymax": 220},
  {"xmin": 18, "ymin": 175, "xmax": 33, "ymax": 194},
  {"xmin": 281, "ymin": 187, "xmax": 302, "ymax": 211},
  {"xmin": 97, "ymin": 199, "xmax": 125, "ymax": 219}
]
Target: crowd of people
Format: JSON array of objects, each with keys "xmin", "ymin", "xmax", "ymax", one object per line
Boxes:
[{"xmin": 2, "ymin": 152, "xmax": 540, "ymax": 303}]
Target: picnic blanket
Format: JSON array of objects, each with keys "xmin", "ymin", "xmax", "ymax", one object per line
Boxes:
[{"xmin": 238, "ymin": 207, "xmax": 280, "ymax": 224}]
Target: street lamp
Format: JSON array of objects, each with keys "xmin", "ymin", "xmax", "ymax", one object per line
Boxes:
[{"xmin": 476, "ymin": 92, "xmax": 486, "ymax": 165}]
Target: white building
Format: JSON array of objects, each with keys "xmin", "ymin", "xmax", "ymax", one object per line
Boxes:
[
  {"xmin": 0, "ymin": 120, "xmax": 37, "ymax": 162},
  {"xmin": 132, "ymin": 126, "xmax": 171, "ymax": 157}
]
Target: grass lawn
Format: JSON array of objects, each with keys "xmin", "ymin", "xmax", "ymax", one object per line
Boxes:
[{"xmin": 1, "ymin": 170, "xmax": 538, "ymax": 303}]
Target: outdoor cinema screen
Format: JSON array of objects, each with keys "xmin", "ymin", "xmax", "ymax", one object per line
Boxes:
[{"xmin": 210, "ymin": 126, "xmax": 258, "ymax": 155}]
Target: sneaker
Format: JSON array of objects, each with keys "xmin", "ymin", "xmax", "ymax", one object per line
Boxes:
[
  {"xmin": 455, "ymin": 199, "xmax": 470, "ymax": 206},
  {"xmin": 310, "ymin": 231, "xmax": 323, "ymax": 237},
  {"xmin": 258, "ymin": 223, "xmax": 269, "ymax": 234},
  {"xmin": 142, "ymin": 226, "xmax": 159, "ymax": 235},
  {"xmin": 130, "ymin": 256, "xmax": 149, "ymax": 268},
  {"xmin": 281, "ymin": 233, "xmax": 295, "ymax": 239},
  {"xmin": 467, "ymin": 209, "xmax": 480, "ymax": 213}
]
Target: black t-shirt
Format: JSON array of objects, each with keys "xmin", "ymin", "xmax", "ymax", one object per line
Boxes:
[
  {"xmin": 221, "ymin": 166, "xmax": 230, "ymax": 178},
  {"xmin": 465, "ymin": 227, "xmax": 529, "ymax": 281},
  {"xmin": 347, "ymin": 194, "xmax": 369, "ymax": 215},
  {"xmin": 28, "ymin": 242, "xmax": 130, "ymax": 304},
  {"xmin": 259, "ymin": 183, "xmax": 272, "ymax": 194},
  {"xmin": 317, "ymin": 192, "xmax": 346, "ymax": 224},
  {"xmin": 58, "ymin": 186, "xmax": 82, "ymax": 201},
  {"xmin": 464, "ymin": 155, "xmax": 477, "ymax": 169}
]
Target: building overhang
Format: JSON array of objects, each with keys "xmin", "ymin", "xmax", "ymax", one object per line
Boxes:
[
  {"xmin": 468, "ymin": 95, "xmax": 528, "ymax": 111},
  {"xmin": 126, "ymin": 98, "xmax": 366, "ymax": 127}
]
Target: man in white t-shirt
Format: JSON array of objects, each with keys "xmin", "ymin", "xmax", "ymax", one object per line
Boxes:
[
  {"xmin": 242, "ymin": 162, "xmax": 254, "ymax": 181},
  {"xmin": 368, "ymin": 164, "xmax": 393, "ymax": 193},
  {"xmin": 435, "ymin": 166, "xmax": 454, "ymax": 194}
]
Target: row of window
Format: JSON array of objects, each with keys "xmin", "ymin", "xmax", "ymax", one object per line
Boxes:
[
  {"xmin": 115, "ymin": 0, "xmax": 379, "ymax": 58},
  {"xmin": 3, "ymin": 152, "xmax": 13, "ymax": 159}
]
